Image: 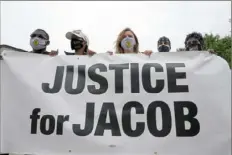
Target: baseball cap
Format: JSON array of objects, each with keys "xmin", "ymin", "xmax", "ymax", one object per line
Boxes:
[{"xmin": 65, "ymin": 30, "xmax": 89, "ymax": 46}]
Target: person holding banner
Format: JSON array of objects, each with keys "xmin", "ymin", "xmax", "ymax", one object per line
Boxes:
[
  {"xmin": 157, "ymin": 36, "xmax": 171, "ymax": 52},
  {"xmin": 30, "ymin": 29, "xmax": 58, "ymax": 56},
  {"xmin": 184, "ymin": 32, "xmax": 215, "ymax": 54},
  {"xmin": 107, "ymin": 27, "xmax": 152, "ymax": 56},
  {"xmin": 64, "ymin": 30, "xmax": 96, "ymax": 56}
]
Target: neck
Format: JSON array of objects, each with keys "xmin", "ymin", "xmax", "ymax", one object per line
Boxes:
[
  {"xmin": 75, "ymin": 49, "xmax": 85, "ymax": 55},
  {"xmin": 33, "ymin": 48, "xmax": 46, "ymax": 53},
  {"xmin": 124, "ymin": 49, "xmax": 134, "ymax": 53}
]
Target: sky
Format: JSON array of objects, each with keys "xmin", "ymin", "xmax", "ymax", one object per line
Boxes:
[{"xmin": 0, "ymin": 1, "xmax": 231, "ymax": 54}]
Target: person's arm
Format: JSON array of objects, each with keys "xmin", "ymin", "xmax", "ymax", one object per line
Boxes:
[
  {"xmin": 106, "ymin": 51, "xmax": 114, "ymax": 55},
  {"xmin": 207, "ymin": 49, "xmax": 216, "ymax": 54},
  {"xmin": 87, "ymin": 49, "xmax": 96, "ymax": 56},
  {"xmin": 141, "ymin": 50, "xmax": 153, "ymax": 56},
  {"xmin": 49, "ymin": 49, "xmax": 59, "ymax": 56}
]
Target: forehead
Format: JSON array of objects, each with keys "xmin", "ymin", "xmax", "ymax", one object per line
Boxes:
[
  {"xmin": 31, "ymin": 30, "xmax": 48, "ymax": 39},
  {"xmin": 187, "ymin": 37, "xmax": 198, "ymax": 42},
  {"xmin": 160, "ymin": 38, "xmax": 169, "ymax": 42},
  {"xmin": 158, "ymin": 38, "xmax": 170, "ymax": 44},
  {"xmin": 123, "ymin": 31, "xmax": 134, "ymax": 36}
]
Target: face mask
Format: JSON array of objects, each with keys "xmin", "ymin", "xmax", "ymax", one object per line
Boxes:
[
  {"xmin": 120, "ymin": 37, "xmax": 136, "ymax": 51},
  {"xmin": 189, "ymin": 45, "xmax": 200, "ymax": 51},
  {"xmin": 158, "ymin": 45, "xmax": 170, "ymax": 52},
  {"xmin": 30, "ymin": 37, "xmax": 47, "ymax": 50},
  {"xmin": 71, "ymin": 38, "xmax": 84, "ymax": 51},
  {"xmin": 187, "ymin": 38, "xmax": 202, "ymax": 51}
]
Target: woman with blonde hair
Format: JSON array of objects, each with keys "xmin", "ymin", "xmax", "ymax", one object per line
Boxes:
[{"xmin": 108, "ymin": 27, "xmax": 152, "ymax": 55}]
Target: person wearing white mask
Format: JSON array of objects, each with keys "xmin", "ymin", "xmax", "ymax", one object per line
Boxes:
[
  {"xmin": 184, "ymin": 32, "xmax": 204, "ymax": 51},
  {"xmin": 65, "ymin": 30, "xmax": 96, "ymax": 56},
  {"xmin": 30, "ymin": 29, "xmax": 58, "ymax": 56},
  {"xmin": 110, "ymin": 27, "xmax": 152, "ymax": 55},
  {"xmin": 184, "ymin": 32, "xmax": 216, "ymax": 54}
]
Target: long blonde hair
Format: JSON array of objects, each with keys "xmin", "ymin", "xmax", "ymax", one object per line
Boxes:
[{"xmin": 115, "ymin": 28, "xmax": 139, "ymax": 54}]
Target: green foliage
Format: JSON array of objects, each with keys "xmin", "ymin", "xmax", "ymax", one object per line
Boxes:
[{"xmin": 203, "ymin": 33, "xmax": 231, "ymax": 68}]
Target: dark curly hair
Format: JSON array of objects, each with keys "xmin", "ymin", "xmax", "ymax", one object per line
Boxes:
[{"xmin": 184, "ymin": 32, "xmax": 204, "ymax": 51}]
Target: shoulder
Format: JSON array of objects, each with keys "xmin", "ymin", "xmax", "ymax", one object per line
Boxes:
[
  {"xmin": 30, "ymin": 51, "xmax": 50, "ymax": 55},
  {"xmin": 64, "ymin": 51, "xmax": 75, "ymax": 55}
]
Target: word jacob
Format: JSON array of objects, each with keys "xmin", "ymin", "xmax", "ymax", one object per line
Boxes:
[{"xmin": 30, "ymin": 101, "xmax": 200, "ymax": 137}]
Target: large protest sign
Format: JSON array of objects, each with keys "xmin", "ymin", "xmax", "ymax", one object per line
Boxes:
[{"xmin": 0, "ymin": 48, "xmax": 231, "ymax": 155}]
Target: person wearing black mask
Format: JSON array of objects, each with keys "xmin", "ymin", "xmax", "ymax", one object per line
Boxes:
[
  {"xmin": 30, "ymin": 29, "xmax": 58, "ymax": 56},
  {"xmin": 65, "ymin": 30, "xmax": 95, "ymax": 56},
  {"xmin": 157, "ymin": 36, "xmax": 171, "ymax": 52}
]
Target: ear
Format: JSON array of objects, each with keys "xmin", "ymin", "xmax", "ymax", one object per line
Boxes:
[
  {"xmin": 84, "ymin": 45, "xmax": 88, "ymax": 53},
  {"xmin": 46, "ymin": 40, "xmax": 50, "ymax": 46}
]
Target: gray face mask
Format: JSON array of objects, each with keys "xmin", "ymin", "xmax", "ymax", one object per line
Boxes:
[
  {"xmin": 30, "ymin": 37, "xmax": 47, "ymax": 50},
  {"xmin": 120, "ymin": 37, "xmax": 136, "ymax": 51},
  {"xmin": 186, "ymin": 38, "xmax": 202, "ymax": 51},
  {"xmin": 189, "ymin": 45, "xmax": 199, "ymax": 51}
]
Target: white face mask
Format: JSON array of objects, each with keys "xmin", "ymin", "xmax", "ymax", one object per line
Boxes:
[
  {"xmin": 30, "ymin": 37, "xmax": 47, "ymax": 50},
  {"xmin": 187, "ymin": 38, "xmax": 201, "ymax": 51},
  {"xmin": 120, "ymin": 37, "xmax": 136, "ymax": 51},
  {"xmin": 189, "ymin": 45, "xmax": 199, "ymax": 51}
]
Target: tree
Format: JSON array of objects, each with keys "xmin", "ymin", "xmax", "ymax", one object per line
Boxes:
[
  {"xmin": 203, "ymin": 33, "xmax": 231, "ymax": 68},
  {"xmin": 176, "ymin": 19, "xmax": 231, "ymax": 67}
]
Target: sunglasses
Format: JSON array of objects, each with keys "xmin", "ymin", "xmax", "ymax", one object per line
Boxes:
[{"xmin": 31, "ymin": 34, "xmax": 47, "ymax": 40}]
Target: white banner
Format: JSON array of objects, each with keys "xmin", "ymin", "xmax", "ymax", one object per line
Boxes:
[{"xmin": 0, "ymin": 49, "xmax": 231, "ymax": 155}]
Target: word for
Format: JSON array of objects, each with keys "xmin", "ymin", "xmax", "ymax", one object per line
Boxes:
[
  {"xmin": 30, "ymin": 101, "xmax": 200, "ymax": 137},
  {"xmin": 42, "ymin": 63, "xmax": 189, "ymax": 94}
]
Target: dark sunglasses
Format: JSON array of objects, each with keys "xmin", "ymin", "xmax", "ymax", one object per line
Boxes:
[{"xmin": 30, "ymin": 34, "xmax": 47, "ymax": 40}]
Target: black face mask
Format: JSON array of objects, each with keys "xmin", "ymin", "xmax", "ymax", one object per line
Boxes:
[
  {"xmin": 157, "ymin": 37, "xmax": 171, "ymax": 52},
  {"xmin": 158, "ymin": 45, "xmax": 170, "ymax": 52},
  {"xmin": 71, "ymin": 38, "xmax": 84, "ymax": 50}
]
